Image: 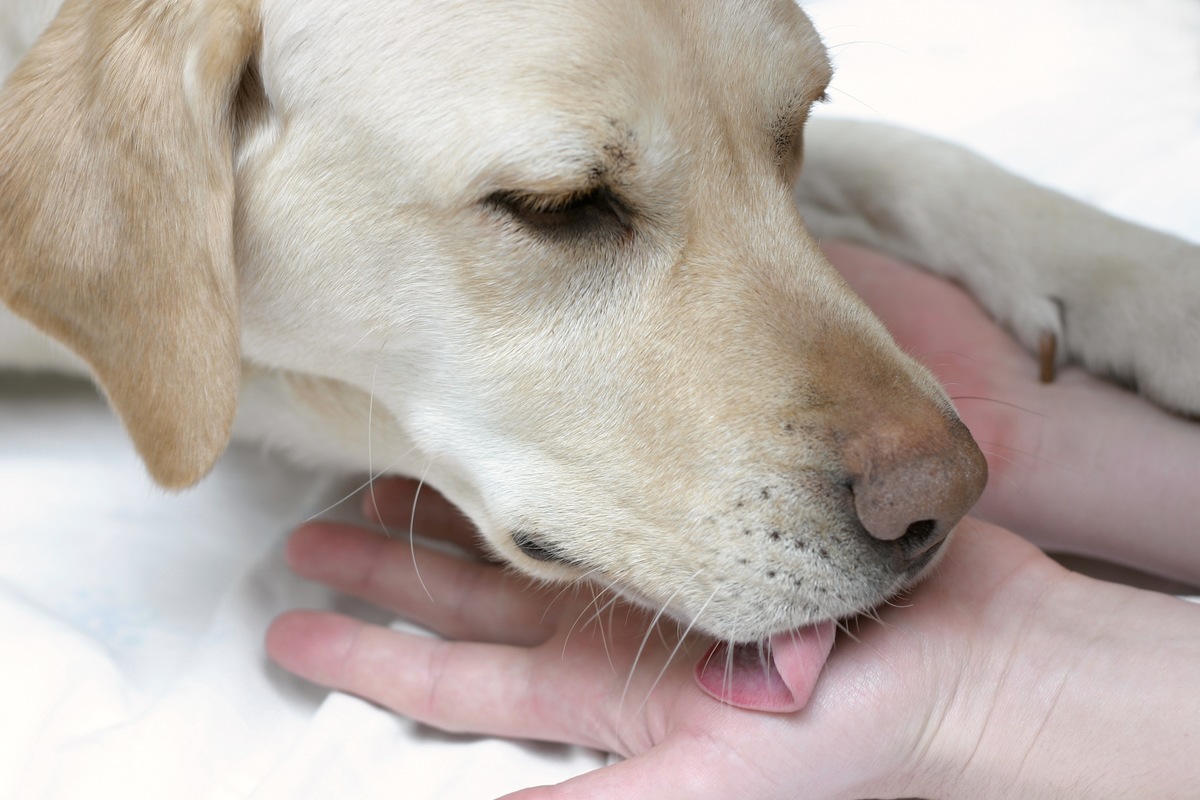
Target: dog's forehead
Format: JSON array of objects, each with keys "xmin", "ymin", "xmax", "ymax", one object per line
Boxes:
[{"xmin": 261, "ymin": 0, "xmax": 829, "ymax": 196}]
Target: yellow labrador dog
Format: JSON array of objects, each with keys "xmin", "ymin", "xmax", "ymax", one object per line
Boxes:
[{"xmin": 1, "ymin": 0, "xmax": 1196, "ymax": 707}]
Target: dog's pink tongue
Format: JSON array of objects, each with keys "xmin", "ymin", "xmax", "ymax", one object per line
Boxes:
[{"xmin": 694, "ymin": 621, "xmax": 836, "ymax": 712}]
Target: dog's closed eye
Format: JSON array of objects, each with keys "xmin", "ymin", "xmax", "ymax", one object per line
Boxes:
[{"xmin": 486, "ymin": 187, "xmax": 632, "ymax": 241}]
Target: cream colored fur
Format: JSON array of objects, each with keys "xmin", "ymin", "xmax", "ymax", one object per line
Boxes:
[{"xmin": 0, "ymin": 0, "xmax": 1195, "ymax": 642}]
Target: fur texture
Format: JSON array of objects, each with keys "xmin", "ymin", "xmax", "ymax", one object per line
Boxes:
[{"xmin": 2, "ymin": 0, "xmax": 1194, "ymax": 641}]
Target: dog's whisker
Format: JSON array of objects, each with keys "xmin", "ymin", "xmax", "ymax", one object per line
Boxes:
[
  {"xmin": 587, "ymin": 601, "xmax": 618, "ymax": 676},
  {"xmin": 654, "ymin": 620, "xmax": 674, "ymax": 651},
  {"xmin": 583, "ymin": 584, "xmax": 622, "ymax": 676},
  {"xmin": 557, "ymin": 574, "xmax": 611, "ymax": 654},
  {"xmin": 598, "ymin": 596, "xmax": 624, "ymax": 676},
  {"xmin": 975, "ymin": 439, "xmax": 1065, "ymax": 471},
  {"xmin": 347, "ymin": 322, "xmax": 397, "ymax": 354},
  {"xmin": 867, "ymin": 606, "xmax": 886, "ymax": 627},
  {"xmin": 302, "ymin": 478, "xmax": 375, "ymax": 524},
  {"xmin": 398, "ymin": 461, "xmax": 439, "ymax": 602},
  {"xmin": 633, "ymin": 588, "xmax": 717, "ymax": 716},
  {"xmin": 723, "ymin": 635, "xmax": 735, "ymax": 707},
  {"xmin": 364, "ymin": 344, "xmax": 389, "ymax": 525},
  {"xmin": 915, "ymin": 348, "xmax": 983, "ymax": 369},
  {"xmin": 541, "ymin": 569, "xmax": 600, "ymax": 626},
  {"xmin": 300, "ymin": 442, "xmax": 423, "ymax": 525},
  {"xmin": 617, "ymin": 573, "xmax": 697, "ymax": 723},
  {"xmin": 553, "ymin": 573, "xmax": 616, "ymax": 637},
  {"xmin": 818, "ymin": 618, "xmax": 835, "ymax": 650},
  {"xmin": 582, "ymin": 587, "xmax": 623, "ymax": 638},
  {"xmin": 879, "ymin": 594, "xmax": 913, "ymax": 611},
  {"xmin": 310, "ymin": 338, "xmax": 420, "ymax": 527},
  {"xmin": 834, "ymin": 617, "xmax": 861, "ymax": 644},
  {"xmin": 697, "ymin": 631, "xmax": 722, "ymax": 678},
  {"xmin": 756, "ymin": 636, "xmax": 771, "ymax": 695},
  {"xmin": 561, "ymin": 600, "xmax": 597, "ymax": 656},
  {"xmin": 822, "ymin": 34, "xmax": 907, "ymax": 58},
  {"xmin": 975, "ymin": 444, "xmax": 1036, "ymax": 474},
  {"xmin": 367, "ymin": 343, "xmax": 384, "ymax": 474},
  {"xmin": 841, "ymin": 604, "xmax": 906, "ymax": 673},
  {"xmin": 571, "ymin": 582, "xmax": 624, "ymax": 657},
  {"xmin": 971, "ymin": 449, "xmax": 1029, "ymax": 497},
  {"xmin": 820, "ymin": 84, "xmax": 885, "ymax": 120},
  {"xmin": 863, "ymin": 603, "xmax": 893, "ymax": 630},
  {"xmin": 949, "ymin": 394, "xmax": 1049, "ymax": 419}
]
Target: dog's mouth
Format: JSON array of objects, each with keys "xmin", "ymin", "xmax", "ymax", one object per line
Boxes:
[
  {"xmin": 508, "ymin": 536, "xmax": 901, "ymax": 714},
  {"xmin": 688, "ymin": 545, "xmax": 946, "ymax": 713},
  {"xmin": 507, "ymin": 528, "xmax": 946, "ymax": 714},
  {"xmin": 548, "ymin": 561, "xmax": 840, "ymax": 713},
  {"xmin": 688, "ymin": 537, "xmax": 945, "ymax": 713},
  {"xmin": 693, "ymin": 620, "xmax": 837, "ymax": 713}
]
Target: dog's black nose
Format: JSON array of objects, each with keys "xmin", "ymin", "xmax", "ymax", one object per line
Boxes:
[{"xmin": 844, "ymin": 416, "xmax": 987, "ymax": 557}]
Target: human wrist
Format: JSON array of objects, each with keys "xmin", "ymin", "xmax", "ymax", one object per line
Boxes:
[{"xmin": 921, "ymin": 571, "xmax": 1200, "ymax": 799}]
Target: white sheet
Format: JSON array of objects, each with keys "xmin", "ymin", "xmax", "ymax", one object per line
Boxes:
[{"xmin": 2, "ymin": 1, "xmax": 1198, "ymax": 797}]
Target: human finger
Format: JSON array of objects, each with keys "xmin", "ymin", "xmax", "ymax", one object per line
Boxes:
[
  {"xmin": 497, "ymin": 740, "xmax": 752, "ymax": 800},
  {"xmin": 286, "ymin": 521, "xmax": 559, "ymax": 645},
  {"xmin": 267, "ymin": 610, "xmax": 625, "ymax": 750}
]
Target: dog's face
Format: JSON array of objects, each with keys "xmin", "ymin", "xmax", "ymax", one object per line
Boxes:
[{"xmin": 0, "ymin": 0, "xmax": 985, "ymax": 642}]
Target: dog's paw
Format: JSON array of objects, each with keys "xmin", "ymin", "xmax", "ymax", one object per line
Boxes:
[
  {"xmin": 795, "ymin": 119, "xmax": 1200, "ymax": 413},
  {"xmin": 1003, "ymin": 234, "xmax": 1200, "ymax": 416}
]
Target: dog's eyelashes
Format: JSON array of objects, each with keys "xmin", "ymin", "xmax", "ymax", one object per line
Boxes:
[{"xmin": 487, "ymin": 187, "xmax": 631, "ymax": 240}]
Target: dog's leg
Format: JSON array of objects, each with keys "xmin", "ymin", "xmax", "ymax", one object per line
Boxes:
[{"xmin": 796, "ymin": 117, "xmax": 1200, "ymax": 415}]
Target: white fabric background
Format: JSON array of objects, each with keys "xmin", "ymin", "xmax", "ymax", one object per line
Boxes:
[{"xmin": 2, "ymin": 1, "xmax": 1197, "ymax": 797}]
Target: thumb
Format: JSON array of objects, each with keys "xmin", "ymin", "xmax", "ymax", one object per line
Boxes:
[{"xmin": 497, "ymin": 741, "xmax": 735, "ymax": 800}]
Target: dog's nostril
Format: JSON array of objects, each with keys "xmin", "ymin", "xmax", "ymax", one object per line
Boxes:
[
  {"xmin": 846, "ymin": 418, "xmax": 987, "ymax": 546},
  {"xmin": 901, "ymin": 518, "xmax": 938, "ymax": 548},
  {"xmin": 896, "ymin": 518, "xmax": 946, "ymax": 570}
]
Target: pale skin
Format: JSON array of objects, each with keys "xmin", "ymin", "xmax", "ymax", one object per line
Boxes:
[{"xmin": 266, "ymin": 242, "xmax": 1200, "ymax": 799}]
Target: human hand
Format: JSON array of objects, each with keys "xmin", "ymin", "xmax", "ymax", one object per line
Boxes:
[
  {"xmin": 267, "ymin": 502, "xmax": 1200, "ymax": 799},
  {"xmin": 267, "ymin": 243, "xmax": 1200, "ymax": 797},
  {"xmin": 824, "ymin": 242, "xmax": 1200, "ymax": 583}
]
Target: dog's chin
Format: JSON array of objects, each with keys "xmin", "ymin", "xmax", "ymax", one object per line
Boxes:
[
  {"xmin": 508, "ymin": 548, "xmax": 844, "ymax": 713},
  {"xmin": 501, "ymin": 531, "xmax": 955, "ymax": 714},
  {"xmin": 691, "ymin": 558, "xmax": 945, "ymax": 714},
  {"xmin": 504, "ymin": 543, "xmax": 929, "ymax": 641},
  {"xmin": 697, "ymin": 549, "xmax": 948, "ymax": 714},
  {"xmin": 500, "ymin": 518, "xmax": 956, "ymax": 649}
]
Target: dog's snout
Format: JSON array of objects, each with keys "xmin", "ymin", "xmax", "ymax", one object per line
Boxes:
[{"xmin": 845, "ymin": 417, "xmax": 987, "ymax": 549}]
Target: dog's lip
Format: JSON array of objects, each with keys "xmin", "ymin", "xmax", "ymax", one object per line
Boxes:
[{"xmin": 694, "ymin": 620, "xmax": 837, "ymax": 713}]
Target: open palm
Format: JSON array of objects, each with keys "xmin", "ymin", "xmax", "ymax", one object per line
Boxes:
[{"xmin": 267, "ymin": 242, "xmax": 1200, "ymax": 798}]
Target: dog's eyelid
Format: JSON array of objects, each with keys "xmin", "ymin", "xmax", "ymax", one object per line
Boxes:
[
  {"xmin": 484, "ymin": 185, "xmax": 633, "ymax": 238},
  {"xmin": 491, "ymin": 188, "xmax": 596, "ymax": 212},
  {"xmin": 488, "ymin": 183, "xmax": 617, "ymax": 208}
]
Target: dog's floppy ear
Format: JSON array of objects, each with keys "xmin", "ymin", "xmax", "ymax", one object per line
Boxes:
[{"xmin": 0, "ymin": 0, "xmax": 259, "ymax": 489}]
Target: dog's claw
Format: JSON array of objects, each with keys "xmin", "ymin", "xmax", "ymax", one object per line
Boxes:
[{"xmin": 1039, "ymin": 332, "xmax": 1057, "ymax": 383}]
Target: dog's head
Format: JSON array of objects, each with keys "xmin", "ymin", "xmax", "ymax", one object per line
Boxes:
[{"xmin": 0, "ymin": 0, "xmax": 985, "ymax": 641}]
